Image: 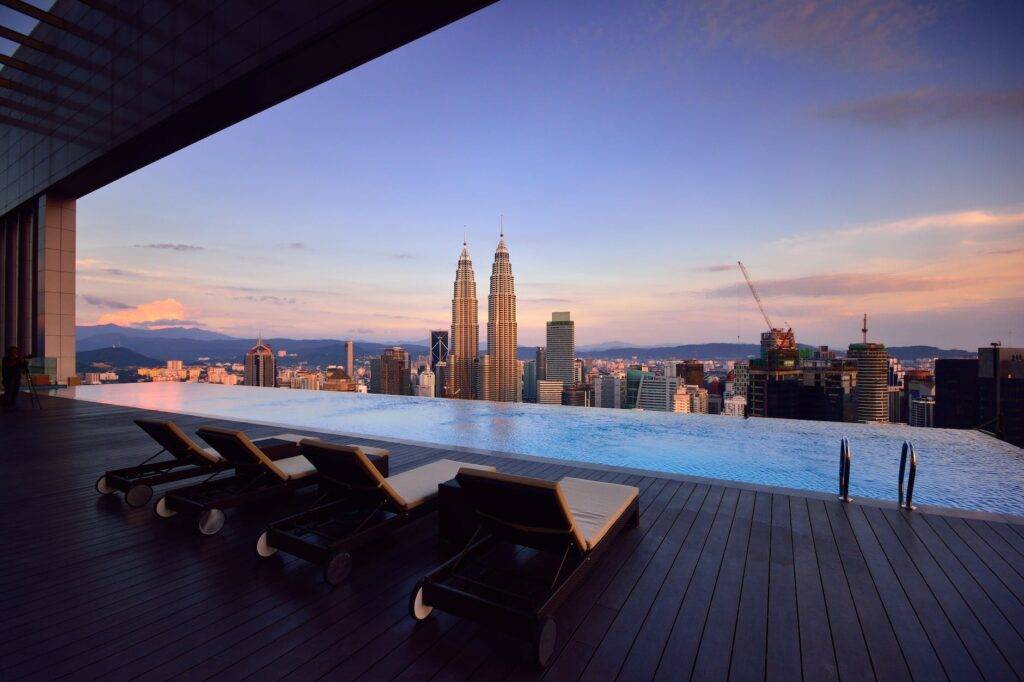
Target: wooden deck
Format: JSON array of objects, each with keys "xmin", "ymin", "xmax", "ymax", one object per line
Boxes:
[{"xmin": 2, "ymin": 396, "xmax": 1024, "ymax": 681}]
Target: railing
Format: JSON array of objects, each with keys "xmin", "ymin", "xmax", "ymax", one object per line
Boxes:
[
  {"xmin": 838, "ymin": 437, "xmax": 852, "ymax": 503},
  {"xmin": 899, "ymin": 441, "xmax": 917, "ymax": 511}
]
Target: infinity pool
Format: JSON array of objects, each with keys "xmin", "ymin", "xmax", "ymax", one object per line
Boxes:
[{"xmin": 59, "ymin": 383, "xmax": 1024, "ymax": 516}]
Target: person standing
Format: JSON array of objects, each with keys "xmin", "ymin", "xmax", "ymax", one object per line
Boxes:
[{"xmin": 2, "ymin": 346, "xmax": 30, "ymax": 409}]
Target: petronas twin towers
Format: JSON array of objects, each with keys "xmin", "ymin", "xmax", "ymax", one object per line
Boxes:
[{"xmin": 448, "ymin": 229, "xmax": 518, "ymax": 402}]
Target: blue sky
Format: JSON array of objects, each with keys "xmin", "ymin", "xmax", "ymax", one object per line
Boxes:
[{"xmin": 60, "ymin": 0, "xmax": 1024, "ymax": 348}]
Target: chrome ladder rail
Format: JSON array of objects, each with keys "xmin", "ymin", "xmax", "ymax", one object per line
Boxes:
[
  {"xmin": 898, "ymin": 441, "xmax": 917, "ymax": 511},
  {"xmin": 838, "ymin": 438, "xmax": 852, "ymax": 503}
]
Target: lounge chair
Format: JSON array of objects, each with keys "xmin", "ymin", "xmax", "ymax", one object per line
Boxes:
[
  {"xmin": 94, "ymin": 419, "xmax": 230, "ymax": 507},
  {"xmin": 409, "ymin": 469, "xmax": 640, "ymax": 668},
  {"xmin": 154, "ymin": 427, "xmax": 325, "ymax": 535},
  {"xmin": 257, "ymin": 440, "xmax": 494, "ymax": 585}
]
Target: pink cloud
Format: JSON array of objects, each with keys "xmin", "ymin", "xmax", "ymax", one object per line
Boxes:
[{"xmin": 98, "ymin": 298, "xmax": 190, "ymax": 328}]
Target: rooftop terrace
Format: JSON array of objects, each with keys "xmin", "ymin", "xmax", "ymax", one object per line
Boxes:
[{"xmin": 3, "ymin": 395, "xmax": 1024, "ymax": 680}]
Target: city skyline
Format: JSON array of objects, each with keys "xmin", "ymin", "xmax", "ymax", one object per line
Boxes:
[{"xmin": 62, "ymin": 0, "xmax": 1023, "ymax": 348}]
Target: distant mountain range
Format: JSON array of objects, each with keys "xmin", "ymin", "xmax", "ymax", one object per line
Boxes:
[
  {"xmin": 77, "ymin": 346, "xmax": 163, "ymax": 372},
  {"xmin": 75, "ymin": 324, "xmax": 976, "ymax": 366}
]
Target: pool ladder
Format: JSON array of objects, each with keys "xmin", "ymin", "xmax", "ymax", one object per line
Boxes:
[
  {"xmin": 898, "ymin": 441, "xmax": 917, "ymax": 511},
  {"xmin": 838, "ymin": 438, "xmax": 852, "ymax": 503}
]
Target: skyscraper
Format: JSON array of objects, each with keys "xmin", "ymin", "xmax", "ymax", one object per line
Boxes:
[
  {"xmin": 848, "ymin": 343, "xmax": 889, "ymax": 423},
  {"xmin": 449, "ymin": 240, "xmax": 479, "ymax": 399},
  {"xmin": 484, "ymin": 229, "xmax": 518, "ymax": 402},
  {"xmin": 244, "ymin": 333, "xmax": 276, "ymax": 387},
  {"xmin": 345, "ymin": 340, "xmax": 355, "ymax": 380},
  {"xmin": 370, "ymin": 347, "xmax": 409, "ymax": 396},
  {"xmin": 535, "ymin": 347, "xmax": 547, "ymax": 381},
  {"xmin": 545, "ymin": 312, "xmax": 575, "ymax": 387}
]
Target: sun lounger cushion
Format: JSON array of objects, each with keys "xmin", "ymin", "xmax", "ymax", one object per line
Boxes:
[
  {"xmin": 558, "ymin": 477, "xmax": 639, "ymax": 551},
  {"xmin": 386, "ymin": 459, "xmax": 496, "ymax": 511},
  {"xmin": 274, "ymin": 455, "xmax": 318, "ymax": 480}
]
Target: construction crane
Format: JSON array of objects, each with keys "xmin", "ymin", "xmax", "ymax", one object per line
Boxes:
[{"xmin": 737, "ymin": 261, "xmax": 774, "ymax": 330}]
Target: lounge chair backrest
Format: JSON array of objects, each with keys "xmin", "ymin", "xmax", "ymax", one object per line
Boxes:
[
  {"xmin": 455, "ymin": 468, "xmax": 588, "ymax": 551},
  {"xmin": 135, "ymin": 419, "xmax": 220, "ymax": 464},
  {"xmin": 196, "ymin": 427, "xmax": 288, "ymax": 480},
  {"xmin": 298, "ymin": 440, "xmax": 405, "ymax": 506}
]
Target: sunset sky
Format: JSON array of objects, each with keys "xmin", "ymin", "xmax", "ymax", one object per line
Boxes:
[{"xmin": 66, "ymin": 0, "xmax": 1023, "ymax": 349}]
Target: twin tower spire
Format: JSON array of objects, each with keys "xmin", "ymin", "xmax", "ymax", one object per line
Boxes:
[{"xmin": 448, "ymin": 224, "xmax": 518, "ymax": 401}]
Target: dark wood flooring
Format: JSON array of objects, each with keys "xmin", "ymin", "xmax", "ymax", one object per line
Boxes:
[{"xmin": 2, "ymin": 396, "xmax": 1024, "ymax": 681}]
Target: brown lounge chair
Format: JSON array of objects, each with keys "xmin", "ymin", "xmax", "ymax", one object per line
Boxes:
[
  {"xmin": 410, "ymin": 468, "xmax": 640, "ymax": 668},
  {"xmin": 258, "ymin": 440, "xmax": 494, "ymax": 585},
  {"xmin": 154, "ymin": 427, "xmax": 325, "ymax": 535},
  {"xmin": 95, "ymin": 419, "xmax": 229, "ymax": 507}
]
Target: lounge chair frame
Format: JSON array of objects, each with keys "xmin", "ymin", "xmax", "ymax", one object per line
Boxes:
[
  {"xmin": 95, "ymin": 419, "xmax": 229, "ymax": 507},
  {"xmin": 259, "ymin": 442, "xmax": 421, "ymax": 585},
  {"xmin": 413, "ymin": 473, "xmax": 640, "ymax": 668},
  {"xmin": 156, "ymin": 428, "xmax": 318, "ymax": 535}
]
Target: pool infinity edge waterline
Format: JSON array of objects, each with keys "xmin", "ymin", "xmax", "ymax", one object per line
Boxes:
[{"xmin": 56, "ymin": 383, "xmax": 1024, "ymax": 517}]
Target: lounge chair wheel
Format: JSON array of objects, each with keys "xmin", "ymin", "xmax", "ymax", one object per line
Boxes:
[
  {"xmin": 531, "ymin": 616, "xmax": 556, "ymax": 669},
  {"xmin": 323, "ymin": 552, "xmax": 352, "ymax": 586},
  {"xmin": 409, "ymin": 581, "xmax": 433, "ymax": 621},
  {"xmin": 95, "ymin": 475, "xmax": 114, "ymax": 495},
  {"xmin": 125, "ymin": 484, "xmax": 154, "ymax": 508},
  {"xmin": 154, "ymin": 496, "xmax": 177, "ymax": 518},
  {"xmin": 198, "ymin": 509, "xmax": 225, "ymax": 535},
  {"xmin": 256, "ymin": 531, "xmax": 277, "ymax": 558}
]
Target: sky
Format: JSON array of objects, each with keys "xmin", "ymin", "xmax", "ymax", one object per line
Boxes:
[{"xmin": 57, "ymin": 0, "xmax": 1024, "ymax": 348}]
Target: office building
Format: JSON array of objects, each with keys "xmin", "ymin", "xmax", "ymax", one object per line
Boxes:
[
  {"xmin": 636, "ymin": 375, "xmax": 691, "ymax": 412},
  {"xmin": 562, "ymin": 383, "xmax": 592, "ymax": 407},
  {"xmin": 848, "ymin": 342, "xmax": 889, "ymax": 423},
  {"xmin": 322, "ymin": 366, "xmax": 356, "ymax": 392},
  {"xmin": 593, "ymin": 374, "xmax": 622, "ymax": 409},
  {"xmin": 732, "ymin": 362, "xmax": 750, "ymax": 399},
  {"xmin": 522, "ymin": 360, "xmax": 538, "ymax": 403},
  {"xmin": 545, "ymin": 312, "xmax": 575, "ymax": 387},
  {"xmin": 484, "ymin": 232, "xmax": 518, "ymax": 402},
  {"xmin": 449, "ymin": 240, "xmax": 479, "ymax": 399},
  {"xmin": 687, "ymin": 385, "xmax": 709, "ymax": 414},
  {"xmin": 414, "ymin": 366, "xmax": 436, "ymax": 398},
  {"xmin": 535, "ymin": 347, "xmax": 547, "ymax": 381},
  {"xmin": 345, "ymin": 340, "xmax": 355, "ymax": 381},
  {"xmin": 909, "ymin": 397, "xmax": 935, "ymax": 427},
  {"xmin": 723, "ymin": 395, "xmax": 747, "ymax": 417},
  {"xmin": 370, "ymin": 347, "xmax": 409, "ymax": 396},
  {"xmin": 624, "ymin": 365, "xmax": 653, "ymax": 409},
  {"xmin": 935, "ymin": 358, "xmax": 979, "ymax": 429},
  {"xmin": 244, "ymin": 334, "xmax": 277, "ymax": 387},
  {"xmin": 537, "ymin": 379, "xmax": 564, "ymax": 405},
  {"xmin": 799, "ymin": 360, "xmax": 857, "ymax": 422},
  {"xmin": 676, "ymin": 360, "xmax": 704, "ymax": 387},
  {"xmin": 978, "ymin": 345, "xmax": 1024, "ymax": 447},
  {"xmin": 430, "ymin": 330, "xmax": 449, "ymax": 373}
]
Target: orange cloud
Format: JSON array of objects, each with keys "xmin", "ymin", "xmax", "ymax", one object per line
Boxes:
[{"xmin": 97, "ymin": 298, "xmax": 189, "ymax": 327}]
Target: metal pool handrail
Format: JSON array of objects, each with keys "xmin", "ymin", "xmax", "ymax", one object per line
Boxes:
[
  {"xmin": 838, "ymin": 438, "xmax": 852, "ymax": 503},
  {"xmin": 899, "ymin": 441, "xmax": 917, "ymax": 511}
]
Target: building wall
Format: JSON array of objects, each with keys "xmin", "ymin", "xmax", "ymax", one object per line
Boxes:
[
  {"xmin": 545, "ymin": 312, "xmax": 575, "ymax": 387},
  {"xmin": 848, "ymin": 343, "xmax": 889, "ymax": 423}
]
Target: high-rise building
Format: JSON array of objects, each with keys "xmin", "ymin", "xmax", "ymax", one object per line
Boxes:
[
  {"xmin": 732, "ymin": 362, "xmax": 750, "ymax": 399},
  {"xmin": 636, "ymin": 375, "xmax": 689, "ymax": 412},
  {"xmin": 414, "ymin": 366, "xmax": 436, "ymax": 398},
  {"xmin": 799, "ymin": 360, "xmax": 857, "ymax": 422},
  {"xmin": 909, "ymin": 397, "xmax": 935, "ymax": 427},
  {"xmin": 429, "ymin": 331, "xmax": 449, "ymax": 374},
  {"xmin": 676, "ymin": 360, "xmax": 704, "ymax": 387},
  {"xmin": 537, "ymin": 379, "xmax": 564, "ymax": 405},
  {"xmin": 370, "ymin": 347, "xmax": 409, "ymax": 396},
  {"xmin": 686, "ymin": 384, "xmax": 709, "ymax": 414},
  {"xmin": 345, "ymin": 340, "xmax": 355, "ymax": 381},
  {"xmin": 546, "ymin": 312, "xmax": 575, "ymax": 387},
  {"xmin": 562, "ymin": 383, "xmax": 592, "ymax": 407},
  {"xmin": 522, "ymin": 360, "xmax": 538, "ymax": 402},
  {"xmin": 449, "ymin": 240, "xmax": 479, "ymax": 399},
  {"xmin": 977, "ymin": 344, "xmax": 1024, "ymax": 447},
  {"xmin": 535, "ymin": 347, "xmax": 547, "ymax": 381},
  {"xmin": 624, "ymin": 365, "xmax": 653, "ymax": 409},
  {"xmin": 323, "ymin": 366, "xmax": 356, "ymax": 392},
  {"xmin": 244, "ymin": 333, "xmax": 276, "ymax": 387},
  {"xmin": 848, "ymin": 342, "xmax": 889, "ymax": 423},
  {"xmin": 484, "ymin": 231, "xmax": 518, "ymax": 402},
  {"xmin": 593, "ymin": 374, "xmax": 622, "ymax": 408},
  {"xmin": 723, "ymin": 395, "xmax": 747, "ymax": 417},
  {"xmin": 167, "ymin": 359, "xmax": 183, "ymax": 372},
  {"xmin": 935, "ymin": 358, "xmax": 979, "ymax": 429}
]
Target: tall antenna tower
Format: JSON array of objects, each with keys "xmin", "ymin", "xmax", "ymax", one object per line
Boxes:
[{"xmin": 861, "ymin": 313, "xmax": 868, "ymax": 344}]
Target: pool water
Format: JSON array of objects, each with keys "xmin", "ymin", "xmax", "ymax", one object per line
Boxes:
[{"xmin": 58, "ymin": 383, "xmax": 1024, "ymax": 516}]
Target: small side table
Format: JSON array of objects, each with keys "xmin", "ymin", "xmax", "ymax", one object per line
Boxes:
[{"xmin": 437, "ymin": 478, "xmax": 479, "ymax": 549}]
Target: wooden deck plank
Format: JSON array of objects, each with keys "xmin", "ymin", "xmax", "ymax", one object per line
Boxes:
[{"xmin": 1, "ymin": 396, "xmax": 1022, "ymax": 682}]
